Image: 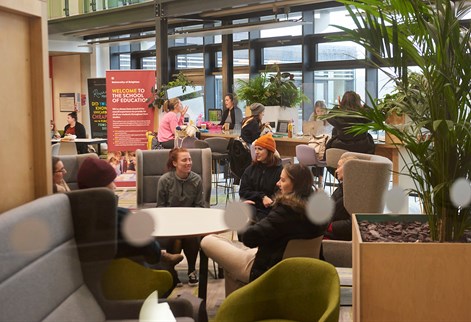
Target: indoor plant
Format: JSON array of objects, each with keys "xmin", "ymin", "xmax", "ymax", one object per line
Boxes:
[
  {"xmin": 236, "ymin": 64, "xmax": 308, "ymax": 107},
  {"xmin": 328, "ymin": 0, "xmax": 471, "ymax": 320},
  {"xmin": 147, "ymin": 71, "xmax": 197, "ymax": 109},
  {"xmin": 331, "ymin": 0, "xmax": 471, "ymax": 242}
]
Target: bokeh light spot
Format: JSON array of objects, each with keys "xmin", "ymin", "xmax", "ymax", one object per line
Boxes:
[
  {"xmin": 450, "ymin": 178, "xmax": 471, "ymax": 208},
  {"xmin": 224, "ymin": 202, "xmax": 252, "ymax": 231},
  {"xmin": 121, "ymin": 210, "xmax": 155, "ymax": 246},
  {"xmin": 306, "ymin": 191, "xmax": 334, "ymax": 225},
  {"xmin": 10, "ymin": 218, "xmax": 51, "ymax": 255},
  {"xmin": 384, "ymin": 186, "xmax": 407, "ymax": 214}
]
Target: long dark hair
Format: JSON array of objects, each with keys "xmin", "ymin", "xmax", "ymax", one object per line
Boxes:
[
  {"xmin": 283, "ymin": 163, "xmax": 313, "ymax": 199},
  {"xmin": 225, "ymin": 93, "xmax": 237, "ymax": 108},
  {"xmin": 166, "ymin": 147, "xmax": 189, "ymax": 170},
  {"xmin": 340, "ymin": 91, "xmax": 362, "ymax": 111}
]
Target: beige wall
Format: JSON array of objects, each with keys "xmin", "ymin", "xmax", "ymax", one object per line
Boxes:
[
  {"xmin": 51, "ymin": 55, "xmax": 84, "ymax": 131},
  {"xmin": 0, "ymin": 0, "xmax": 51, "ymax": 213}
]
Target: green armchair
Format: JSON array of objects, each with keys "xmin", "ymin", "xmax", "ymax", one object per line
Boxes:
[{"xmin": 214, "ymin": 258, "xmax": 340, "ymax": 322}]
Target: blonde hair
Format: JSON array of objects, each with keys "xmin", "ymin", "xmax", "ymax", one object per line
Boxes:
[{"xmin": 163, "ymin": 98, "xmax": 180, "ymax": 113}]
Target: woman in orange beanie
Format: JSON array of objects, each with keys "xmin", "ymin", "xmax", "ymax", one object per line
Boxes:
[{"xmin": 239, "ymin": 133, "xmax": 283, "ymax": 222}]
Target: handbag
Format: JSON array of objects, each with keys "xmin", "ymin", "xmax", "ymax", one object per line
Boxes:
[{"xmin": 308, "ymin": 134, "xmax": 329, "ymax": 160}]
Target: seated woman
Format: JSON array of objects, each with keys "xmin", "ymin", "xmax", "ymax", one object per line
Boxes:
[
  {"xmin": 219, "ymin": 93, "xmax": 242, "ymax": 130},
  {"xmin": 156, "ymin": 148, "xmax": 205, "ymax": 287},
  {"xmin": 326, "ymin": 91, "xmax": 375, "ymax": 154},
  {"xmin": 239, "ymin": 133, "xmax": 283, "ymax": 222},
  {"xmin": 52, "ymin": 157, "xmax": 70, "ymax": 193},
  {"xmin": 63, "ymin": 111, "xmax": 88, "ymax": 154},
  {"xmin": 308, "ymin": 100, "xmax": 333, "ymax": 136},
  {"xmin": 157, "ymin": 98, "xmax": 189, "ymax": 149},
  {"xmin": 201, "ymin": 164, "xmax": 327, "ymax": 296},
  {"xmin": 324, "ymin": 155, "xmax": 359, "ymax": 241},
  {"xmin": 240, "ymin": 103, "xmax": 265, "ymax": 145},
  {"xmin": 76, "ymin": 157, "xmax": 184, "ymax": 267}
]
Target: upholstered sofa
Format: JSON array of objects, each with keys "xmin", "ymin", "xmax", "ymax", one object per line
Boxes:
[
  {"xmin": 136, "ymin": 148, "xmax": 212, "ymax": 208},
  {"xmin": 0, "ymin": 188, "xmax": 201, "ymax": 321}
]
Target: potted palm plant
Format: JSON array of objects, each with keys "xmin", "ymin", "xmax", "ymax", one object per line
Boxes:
[{"xmin": 328, "ymin": 0, "xmax": 471, "ymax": 320}]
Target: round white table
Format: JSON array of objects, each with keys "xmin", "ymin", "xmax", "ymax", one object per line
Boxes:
[
  {"xmin": 143, "ymin": 207, "xmax": 228, "ymax": 238},
  {"xmin": 142, "ymin": 207, "xmax": 229, "ymax": 300}
]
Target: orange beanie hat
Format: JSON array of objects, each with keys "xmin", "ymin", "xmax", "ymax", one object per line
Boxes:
[{"xmin": 254, "ymin": 133, "xmax": 276, "ymax": 153}]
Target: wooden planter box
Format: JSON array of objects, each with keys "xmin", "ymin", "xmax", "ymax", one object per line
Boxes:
[{"xmin": 353, "ymin": 214, "xmax": 471, "ymax": 322}]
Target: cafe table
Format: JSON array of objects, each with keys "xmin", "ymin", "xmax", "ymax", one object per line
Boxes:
[
  {"xmin": 51, "ymin": 138, "xmax": 107, "ymax": 155},
  {"xmin": 142, "ymin": 207, "xmax": 229, "ymax": 300}
]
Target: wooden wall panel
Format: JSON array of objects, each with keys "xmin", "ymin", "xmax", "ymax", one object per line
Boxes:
[{"xmin": 0, "ymin": 0, "xmax": 50, "ymax": 213}]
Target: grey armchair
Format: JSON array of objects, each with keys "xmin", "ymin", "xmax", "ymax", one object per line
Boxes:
[
  {"xmin": 341, "ymin": 152, "xmax": 392, "ymax": 215},
  {"xmin": 0, "ymin": 188, "xmax": 201, "ymax": 322},
  {"xmin": 322, "ymin": 152, "xmax": 392, "ymax": 268},
  {"xmin": 136, "ymin": 148, "xmax": 212, "ymax": 208}
]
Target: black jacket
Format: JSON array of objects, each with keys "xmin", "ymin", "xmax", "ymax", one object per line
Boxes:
[
  {"xmin": 241, "ymin": 117, "xmax": 261, "ymax": 144},
  {"xmin": 326, "ymin": 115, "xmax": 375, "ymax": 154},
  {"xmin": 239, "ymin": 161, "xmax": 283, "ymax": 221},
  {"xmin": 219, "ymin": 107, "xmax": 236, "ymax": 129},
  {"xmin": 242, "ymin": 195, "xmax": 327, "ymax": 281},
  {"xmin": 325, "ymin": 183, "xmax": 352, "ymax": 241},
  {"xmin": 64, "ymin": 122, "xmax": 88, "ymax": 154}
]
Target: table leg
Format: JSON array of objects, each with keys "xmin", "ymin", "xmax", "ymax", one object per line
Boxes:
[{"xmin": 198, "ymin": 248, "xmax": 209, "ymax": 300}]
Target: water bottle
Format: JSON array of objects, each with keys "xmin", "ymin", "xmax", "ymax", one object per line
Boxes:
[{"xmin": 196, "ymin": 114, "xmax": 203, "ymax": 127}]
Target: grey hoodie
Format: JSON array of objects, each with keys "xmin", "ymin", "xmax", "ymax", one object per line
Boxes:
[{"xmin": 156, "ymin": 170, "xmax": 205, "ymax": 208}]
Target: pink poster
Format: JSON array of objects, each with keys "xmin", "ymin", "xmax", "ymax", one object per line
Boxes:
[
  {"xmin": 106, "ymin": 70, "xmax": 155, "ymax": 151},
  {"xmin": 106, "ymin": 70, "xmax": 155, "ymax": 188}
]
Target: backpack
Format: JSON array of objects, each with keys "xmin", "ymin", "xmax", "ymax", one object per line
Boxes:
[
  {"xmin": 228, "ymin": 138, "xmax": 252, "ymax": 185},
  {"xmin": 308, "ymin": 134, "xmax": 329, "ymax": 160}
]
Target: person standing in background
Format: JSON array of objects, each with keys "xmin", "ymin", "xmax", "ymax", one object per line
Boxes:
[
  {"xmin": 63, "ymin": 111, "xmax": 88, "ymax": 154},
  {"xmin": 157, "ymin": 98, "xmax": 189, "ymax": 149}
]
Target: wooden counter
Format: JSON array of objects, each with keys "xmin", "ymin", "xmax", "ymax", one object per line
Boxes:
[{"xmin": 200, "ymin": 130, "xmax": 400, "ymax": 185}]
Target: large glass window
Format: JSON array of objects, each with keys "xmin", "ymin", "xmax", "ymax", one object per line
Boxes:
[
  {"xmin": 216, "ymin": 49, "xmax": 249, "ymax": 67},
  {"xmin": 317, "ymin": 41, "xmax": 365, "ymax": 61},
  {"xmin": 308, "ymin": 69, "xmax": 365, "ymax": 108},
  {"xmin": 314, "ymin": 7, "xmax": 357, "ymax": 34},
  {"xmin": 263, "ymin": 45, "xmax": 302, "ymax": 64},
  {"xmin": 118, "ymin": 54, "xmax": 131, "ymax": 70},
  {"xmin": 176, "ymin": 53, "xmax": 204, "ymax": 69},
  {"xmin": 142, "ymin": 56, "xmax": 156, "ymax": 70},
  {"xmin": 260, "ymin": 13, "xmax": 303, "ymax": 38}
]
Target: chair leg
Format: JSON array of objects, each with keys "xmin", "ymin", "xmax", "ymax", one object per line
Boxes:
[{"xmin": 211, "ymin": 159, "xmax": 219, "ymax": 206}]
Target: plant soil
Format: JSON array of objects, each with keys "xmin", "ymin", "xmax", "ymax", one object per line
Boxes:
[{"xmin": 359, "ymin": 221, "xmax": 471, "ymax": 243}]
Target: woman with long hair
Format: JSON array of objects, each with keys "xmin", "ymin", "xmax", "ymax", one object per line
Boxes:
[
  {"xmin": 201, "ymin": 163, "xmax": 327, "ymax": 296},
  {"xmin": 326, "ymin": 91, "xmax": 375, "ymax": 154},
  {"xmin": 240, "ymin": 103, "xmax": 265, "ymax": 144},
  {"xmin": 219, "ymin": 93, "xmax": 241, "ymax": 130},
  {"xmin": 156, "ymin": 148, "xmax": 204, "ymax": 286},
  {"xmin": 157, "ymin": 98, "xmax": 189, "ymax": 149}
]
